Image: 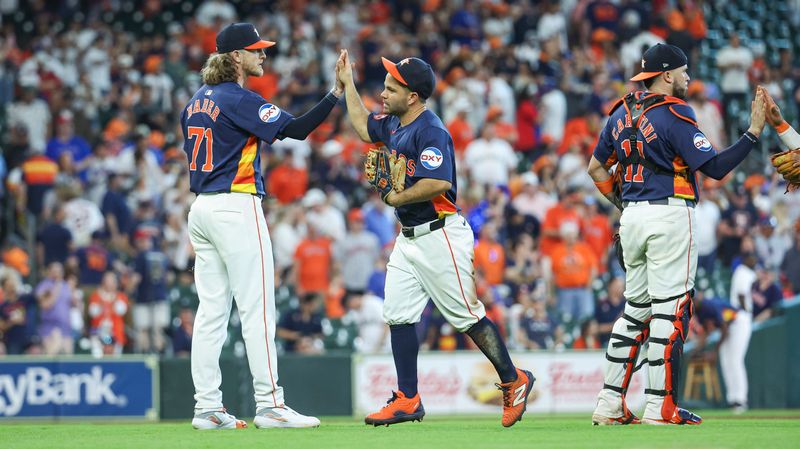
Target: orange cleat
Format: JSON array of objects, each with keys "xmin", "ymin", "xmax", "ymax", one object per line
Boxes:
[
  {"xmin": 364, "ymin": 391, "xmax": 425, "ymax": 426},
  {"xmin": 497, "ymin": 369, "xmax": 535, "ymax": 427},
  {"xmin": 642, "ymin": 408, "xmax": 702, "ymax": 425}
]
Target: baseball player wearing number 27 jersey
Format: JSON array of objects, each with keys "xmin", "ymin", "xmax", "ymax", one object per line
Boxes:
[
  {"xmin": 588, "ymin": 43, "xmax": 766, "ymax": 426},
  {"xmin": 336, "ymin": 49, "xmax": 534, "ymax": 428},
  {"xmin": 182, "ymin": 23, "xmax": 344, "ymax": 430}
]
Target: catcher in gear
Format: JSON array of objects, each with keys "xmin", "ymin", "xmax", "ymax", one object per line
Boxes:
[
  {"xmin": 587, "ymin": 44, "xmax": 766, "ymax": 426},
  {"xmin": 763, "ymin": 90, "xmax": 800, "ymax": 191}
]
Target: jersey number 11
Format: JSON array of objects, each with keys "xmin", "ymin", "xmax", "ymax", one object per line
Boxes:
[
  {"xmin": 620, "ymin": 139, "xmax": 644, "ymax": 183},
  {"xmin": 187, "ymin": 126, "xmax": 215, "ymax": 172}
]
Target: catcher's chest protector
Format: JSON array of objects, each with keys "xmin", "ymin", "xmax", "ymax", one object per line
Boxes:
[{"xmin": 616, "ymin": 92, "xmax": 687, "ymax": 178}]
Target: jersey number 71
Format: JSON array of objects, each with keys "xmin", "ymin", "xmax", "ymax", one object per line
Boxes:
[
  {"xmin": 187, "ymin": 126, "xmax": 214, "ymax": 172},
  {"xmin": 620, "ymin": 139, "xmax": 644, "ymax": 183}
]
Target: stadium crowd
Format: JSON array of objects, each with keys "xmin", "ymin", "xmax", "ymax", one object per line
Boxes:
[{"xmin": 0, "ymin": 0, "xmax": 799, "ymax": 358}]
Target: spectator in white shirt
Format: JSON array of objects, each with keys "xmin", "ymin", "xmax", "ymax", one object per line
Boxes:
[
  {"xmin": 539, "ymin": 80, "xmax": 567, "ymax": 147},
  {"xmin": 716, "ymin": 34, "xmax": 754, "ymax": 127},
  {"xmin": 695, "ymin": 183, "xmax": 722, "ymax": 277},
  {"xmin": 464, "ymin": 124, "xmax": 518, "ymax": 188},
  {"xmin": 303, "ymin": 188, "xmax": 346, "ymax": 242},
  {"xmin": 687, "ymin": 81, "xmax": 726, "ymax": 149},
  {"xmin": 723, "ymin": 251, "xmax": 756, "ymax": 413},
  {"xmin": 195, "ymin": 0, "xmax": 237, "ymax": 27},
  {"xmin": 512, "ymin": 172, "xmax": 557, "ymax": 223},
  {"xmin": 343, "ymin": 291, "xmax": 389, "ymax": 354},
  {"xmin": 6, "ymin": 85, "xmax": 50, "ymax": 153}
]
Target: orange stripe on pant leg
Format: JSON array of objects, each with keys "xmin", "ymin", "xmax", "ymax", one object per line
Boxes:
[
  {"xmin": 252, "ymin": 196, "xmax": 279, "ymax": 406},
  {"xmin": 442, "ymin": 228, "xmax": 478, "ymax": 320}
]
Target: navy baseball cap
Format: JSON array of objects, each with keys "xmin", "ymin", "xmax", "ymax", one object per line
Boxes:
[
  {"xmin": 381, "ymin": 57, "xmax": 436, "ymax": 99},
  {"xmin": 630, "ymin": 43, "xmax": 688, "ymax": 81},
  {"xmin": 216, "ymin": 23, "xmax": 275, "ymax": 54}
]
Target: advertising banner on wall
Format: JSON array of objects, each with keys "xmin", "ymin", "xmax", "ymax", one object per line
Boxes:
[
  {"xmin": 0, "ymin": 356, "xmax": 159, "ymax": 419},
  {"xmin": 353, "ymin": 351, "xmax": 646, "ymax": 415}
]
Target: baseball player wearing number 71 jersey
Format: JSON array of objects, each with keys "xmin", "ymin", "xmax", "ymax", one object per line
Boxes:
[
  {"xmin": 181, "ymin": 23, "xmax": 344, "ymax": 430},
  {"xmin": 587, "ymin": 43, "xmax": 766, "ymax": 426},
  {"xmin": 336, "ymin": 49, "xmax": 534, "ymax": 428}
]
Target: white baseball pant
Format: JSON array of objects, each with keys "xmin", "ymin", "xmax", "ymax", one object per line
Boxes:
[
  {"xmin": 595, "ymin": 198, "xmax": 698, "ymax": 421},
  {"xmin": 383, "ymin": 214, "xmax": 486, "ymax": 331},
  {"xmin": 188, "ymin": 192, "xmax": 284, "ymax": 412},
  {"xmin": 719, "ymin": 311, "xmax": 752, "ymax": 406}
]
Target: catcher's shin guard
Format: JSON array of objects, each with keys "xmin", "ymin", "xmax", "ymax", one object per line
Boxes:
[
  {"xmin": 594, "ymin": 300, "xmax": 651, "ymax": 423},
  {"xmin": 644, "ymin": 291, "xmax": 700, "ymax": 424}
]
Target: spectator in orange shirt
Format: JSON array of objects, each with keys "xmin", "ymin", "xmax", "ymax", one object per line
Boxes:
[
  {"xmin": 580, "ymin": 196, "xmax": 612, "ymax": 272},
  {"xmin": 447, "ymin": 103, "xmax": 474, "ymax": 156},
  {"xmin": 540, "ymin": 186, "xmax": 584, "ymax": 257},
  {"xmin": 246, "ymin": 63, "xmax": 279, "ymax": 101},
  {"xmin": 486, "ymin": 106, "xmax": 518, "ymax": 148},
  {"xmin": 548, "ymin": 221, "xmax": 598, "ymax": 323},
  {"xmin": 292, "ymin": 224, "xmax": 332, "ymax": 296},
  {"xmin": 88, "ymin": 271, "xmax": 129, "ymax": 356},
  {"xmin": 267, "ymin": 154, "xmax": 309, "ymax": 205},
  {"xmin": 474, "ymin": 221, "xmax": 506, "ymax": 286},
  {"xmin": 474, "ymin": 270, "xmax": 507, "ymax": 342},
  {"xmin": 572, "ymin": 318, "xmax": 601, "ymax": 350}
]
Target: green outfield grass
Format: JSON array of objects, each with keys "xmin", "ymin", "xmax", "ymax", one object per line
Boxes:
[{"xmin": 3, "ymin": 410, "xmax": 800, "ymax": 449}]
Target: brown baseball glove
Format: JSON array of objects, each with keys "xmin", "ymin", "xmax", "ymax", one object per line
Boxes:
[
  {"xmin": 364, "ymin": 147, "xmax": 380, "ymax": 183},
  {"xmin": 389, "ymin": 153, "xmax": 407, "ymax": 193},
  {"xmin": 771, "ymin": 149, "xmax": 800, "ymax": 192}
]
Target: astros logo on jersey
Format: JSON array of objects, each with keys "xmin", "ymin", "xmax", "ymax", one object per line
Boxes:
[
  {"xmin": 420, "ymin": 147, "xmax": 443, "ymax": 170},
  {"xmin": 258, "ymin": 103, "xmax": 282, "ymax": 123}
]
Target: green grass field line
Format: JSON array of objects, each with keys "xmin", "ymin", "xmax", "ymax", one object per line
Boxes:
[{"xmin": 3, "ymin": 410, "xmax": 800, "ymax": 449}]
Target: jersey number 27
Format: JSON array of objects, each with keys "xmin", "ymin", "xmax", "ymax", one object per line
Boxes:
[
  {"xmin": 620, "ymin": 139, "xmax": 644, "ymax": 183},
  {"xmin": 187, "ymin": 126, "xmax": 214, "ymax": 172}
]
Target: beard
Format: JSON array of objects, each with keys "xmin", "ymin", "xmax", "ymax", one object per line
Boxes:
[
  {"xmin": 246, "ymin": 63, "xmax": 264, "ymax": 77},
  {"xmin": 383, "ymin": 101, "xmax": 407, "ymax": 117},
  {"xmin": 672, "ymin": 82, "xmax": 687, "ymax": 100}
]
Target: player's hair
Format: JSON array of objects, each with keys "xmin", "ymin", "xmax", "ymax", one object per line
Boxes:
[
  {"xmin": 643, "ymin": 76, "xmax": 657, "ymax": 89},
  {"xmin": 201, "ymin": 53, "xmax": 238, "ymax": 85}
]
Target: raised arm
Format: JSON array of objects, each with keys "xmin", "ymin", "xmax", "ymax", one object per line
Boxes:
[{"xmin": 336, "ymin": 49, "xmax": 371, "ymax": 142}]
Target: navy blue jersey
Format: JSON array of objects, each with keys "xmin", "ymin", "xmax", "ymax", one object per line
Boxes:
[
  {"xmin": 593, "ymin": 92, "xmax": 717, "ymax": 202},
  {"xmin": 366, "ymin": 110, "xmax": 458, "ymax": 226},
  {"xmin": 180, "ymin": 82, "xmax": 294, "ymax": 196},
  {"xmin": 696, "ymin": 297, "xmax": 738, "ymax": 329}
]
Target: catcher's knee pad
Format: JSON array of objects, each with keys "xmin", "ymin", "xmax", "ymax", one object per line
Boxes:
[
  {"xmin": 602, "ymin": 301, "xmax": 652, "ymax": 401},
  {"xmin": 646, "ymin": 291, "xmax": 694, "ymax": 420}
]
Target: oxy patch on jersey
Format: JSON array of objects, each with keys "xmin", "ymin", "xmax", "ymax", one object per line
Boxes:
[
  {"xmin": 420, "ymin": 147, "xmax": 443, "ymax": 170},
  {"xmin": 259, "ymin": 103, "xmax": 281, "ymax": 123},
  {"xmin": 693, "ymin": 132, "xmax": 712, "ymax": 152}
]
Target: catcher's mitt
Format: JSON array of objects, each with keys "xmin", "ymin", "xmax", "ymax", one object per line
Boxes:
[
  {"xmin": 389, "ymin": 153, "xmax": 407, "ymax": 193},
  {"xmin": 771, "ymin": 149, "xmax": 800, "ymax": 192}
]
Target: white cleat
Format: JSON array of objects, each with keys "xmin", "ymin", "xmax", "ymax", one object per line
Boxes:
[
  {"xmin": 254, "ymin": 405, "xmax": 321, "ymax": 428},
  {"xmin": 192, "ymin": 409, "xmax": 248, "ymax": 430}
]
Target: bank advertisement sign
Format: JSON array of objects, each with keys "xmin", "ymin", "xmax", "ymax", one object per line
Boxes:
[{"xmin": 0, "ymin": 357, "xmax": 159, "ymax": 419}]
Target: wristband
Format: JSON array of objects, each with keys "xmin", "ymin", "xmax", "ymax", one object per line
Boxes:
[
  {"xmin": 776, "ymin": 121, "xmax": 790, "ymax": 134},
  {"xmin": 594, "ymin": 178, "xmax": 614, "ymax": 195}
]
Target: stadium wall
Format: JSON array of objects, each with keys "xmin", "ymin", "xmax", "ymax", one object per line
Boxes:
[{"xmin": 1, "ymin": 299, "xmax": 798, "ymax": 420}]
